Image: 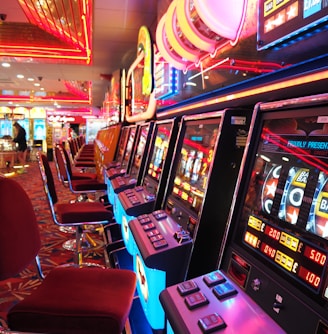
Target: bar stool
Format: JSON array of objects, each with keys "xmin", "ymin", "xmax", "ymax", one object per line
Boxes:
[
  {"xmin": 37, "ymin": 152, "xmax": 112, "ymax": 265},
  {"xmin": 67, "ymin": 141, "xmax": 96, "ymax": 169},
  {"xmin": 54, "ymin": 144, "xmax": 98, "ymax": 181},
  {"xmin": 0, "ymin": 176, "xmax": 136, "ymax": 334},
  {"xmin": 54, "ymin": 145, "xmax": 106, "ymax": 202}
]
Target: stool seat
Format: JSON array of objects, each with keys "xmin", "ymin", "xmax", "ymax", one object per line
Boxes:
[
  {"xmin": 70, "ymin": 179, "xmax": 107, "ymax": 192},
  {"xmin": 55, "ymin": 201, "xmax": 111, "ymax": 224},
  {"xmin": 8, "ymin": 266, "xmax": 136, "ymax": 334}
]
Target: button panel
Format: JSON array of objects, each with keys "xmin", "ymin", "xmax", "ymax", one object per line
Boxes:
[{"xmin": 134, "ymin": 210, "xmax": 191, "ymax": 250}]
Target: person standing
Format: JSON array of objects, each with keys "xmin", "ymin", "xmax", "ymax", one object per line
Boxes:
[{"xmin": 13, "ymin": 122, "xmax": 27, "ymax": 173}]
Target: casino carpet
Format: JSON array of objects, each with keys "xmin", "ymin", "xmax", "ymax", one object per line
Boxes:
[{"xmin": 0, "ymin": 161, "xmax": 107, "ymax": 328}]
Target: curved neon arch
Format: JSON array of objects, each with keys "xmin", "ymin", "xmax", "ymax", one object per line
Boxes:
[
  {"xmin": 176, "ymin": 0, "xmax": 219, "ymax": 53},
  {"xmin": 155, "ymin": 14, "xmax": 191, "ymax": 71},
  {"xmin": 165, "ymin": 0, "xmax": 200, "ymax": 62}
]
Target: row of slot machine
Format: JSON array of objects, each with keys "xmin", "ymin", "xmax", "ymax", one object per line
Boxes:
[{"xmin": 102, "ymin": 93, "xmax": 328, "ymax": 334}]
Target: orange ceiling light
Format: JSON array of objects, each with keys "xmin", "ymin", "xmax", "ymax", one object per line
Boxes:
[{"xmin": 0, "ymin": 0, "xmax": 92, "ymax": 64}]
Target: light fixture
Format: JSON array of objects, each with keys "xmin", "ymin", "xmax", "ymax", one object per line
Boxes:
[{"xmin": 1, "ymin": 62, "xmax": 10, "ymax": 68}]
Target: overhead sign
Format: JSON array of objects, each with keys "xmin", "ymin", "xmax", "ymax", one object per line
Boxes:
[{"xmin": 257, "ymin": 0, "xmax": 328, "ymax": 50}]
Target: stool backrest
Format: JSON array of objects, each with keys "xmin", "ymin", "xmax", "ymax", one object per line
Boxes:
[
  {"xmin": 37, "ymin": 152, "xmax": 58, "ymax": 206},
  {"xmin": 54, "ymin": 145, "xmax": 70, "ymax": 184},
  {"xmin": 0, "ymin": 177, "xmax": 41, "ymax": 280}
]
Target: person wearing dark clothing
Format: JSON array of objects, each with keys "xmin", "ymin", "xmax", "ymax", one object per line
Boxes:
[{"xmin": 13, "ymin": 122, "xmax": 27, "ymax": 173}]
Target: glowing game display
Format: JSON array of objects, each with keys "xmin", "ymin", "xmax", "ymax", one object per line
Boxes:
[
  {"xmin": 235, "ymin": 114, "xmax": 328, "ymax": 299},
  {"xmin": 220, "ymin": 98, "xmax": 328, "ymax": 333},
  {"xmin": 147, "ymin": 122, "xmax": 173, "ymax": 184},
  {"xmin": 169, "ymin": 119, "xmax": 220, "ymax": 218}
]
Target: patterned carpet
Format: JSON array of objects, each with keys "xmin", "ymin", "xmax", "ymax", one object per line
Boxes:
[{"xmin": 0, "ymin": 161, "xmax": 107, "ymax": 327}]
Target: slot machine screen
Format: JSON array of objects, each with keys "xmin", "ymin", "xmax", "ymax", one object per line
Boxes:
[
  {"xmin": 146, "ymin": 122, "xmax": 173, "ymax": 184},
  {"xmin": 115, "ymin": 126, "xmax": 130, "ymax": 164},
  {"xmin": 129, "ymin": 124, "xmax": 151, "ymax": 178},
  {"xmin": 169, "ymin": 118, "xmax": 221, "ymax": 216},
  {"xmin": 231, "ymin": 112, "xmax": 328, "ymax": 302},
  {"xmin": 121, "ymin": 126, "xmax": 137, "ymax": 169}
]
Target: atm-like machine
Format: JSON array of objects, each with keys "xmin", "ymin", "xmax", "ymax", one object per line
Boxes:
[
  {"xmin": 160, "ymin": 93, "xmax": 328, "ymax": 333},
  {"xmin": 130, "ymin": 109, "xmax": 251, "ymax": 332}
]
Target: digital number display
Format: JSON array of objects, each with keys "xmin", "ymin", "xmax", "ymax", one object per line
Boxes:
[
  {"xmin": 260, "ymin": 242, "xmax": 276, "ymax": 259},
  {"xmin": 298, "ymin": 267, "xmax": 321, "ymax": 289},
  {"xmin": 264, "ymin": 225, "xmax": 280, "ymax": 241},
  {"xmin": 244, "ymin": 215, "xmax": 327, "ymax": 293},
  {"xmin": 303, "ymin": 246, "xmax": 327, "ymax": 267}
]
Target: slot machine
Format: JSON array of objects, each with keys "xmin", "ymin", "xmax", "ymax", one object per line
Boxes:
[
  {"xmin": 160, "ymin": 93, "xmax": 328, "ymax": 333},
  {"xmin": 103, "ymin": 124, "xmax": 131, "ymax": 172},
  {"xmin": 105, "ymin": 124, "xmax": 138, "ymax": 205},
  {"xmin": 130, "ymin": 109, "xmax": 251, "ymax": 331},
  {"xmin": 110, "ymin": 121, "xmax": 154, "ymax": 216},
  {"xmin": 114, "ymin": 118, "xmax": 180, "ymax": 255}
]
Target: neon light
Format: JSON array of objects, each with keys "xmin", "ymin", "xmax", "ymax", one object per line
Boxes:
[
  {"xmin": 165, "ymin": 0, "xmax": 200, "ymax": 62},
  {"xmin": 176, "ymin": 0, "xmax": 219, "ymax": 53},
  {"xmin": 156, "ymin": 14, "xmax": 191, "ymax": 70},
  {"xmin": 193, "ymin": 0, "xmax": 247, "ymax": 43},
  {"xmin": 158, "ymin": 70, "xmax": 328, "ymax": 118},
  {"xmin": 6, "ymin": 0, "xmax": 93, "ymax": 64}
]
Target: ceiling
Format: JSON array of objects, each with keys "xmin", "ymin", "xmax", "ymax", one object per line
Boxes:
[{"xmin": 0, "ymin": 0, "xmax": 159, "ymax": 113}]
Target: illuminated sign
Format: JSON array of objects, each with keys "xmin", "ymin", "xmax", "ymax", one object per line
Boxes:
[{"xmin": 258, "ymin": 0, "xmax": 328, "ymax": 50}]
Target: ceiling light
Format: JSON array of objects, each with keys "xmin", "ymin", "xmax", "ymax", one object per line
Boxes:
[
  {"xmin": 34, "ymin": 83, "xmax": 41, "ymax": 87},
  {"xmin": 27, "ymin": 78, "xmax": 34, "ymax": 81},
  {"xmin": 17, "ymin": 74, "xmax": 25, "ymax": 79},
  {"xmin": 1, "ymin": 62, "xmax": 10, "ymax": 68}
]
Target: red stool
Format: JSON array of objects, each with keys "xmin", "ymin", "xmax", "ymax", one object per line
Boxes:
[{"xmin": 0, "ymin": 176, "xmax": 136, "ymax": 334}]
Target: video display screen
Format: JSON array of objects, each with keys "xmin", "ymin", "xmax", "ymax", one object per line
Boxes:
[
  {"xmin": 170, "ymin": 118, "xmax": 221, "ymax": 215},
  {"xmin": 33, "ymin": 119, "xmax": 46, "ymax": 140},
  {"xmin": 115, "ymin": 126, "xmax": 130, "ymax": 163},
  {"xmin": 147, "ymin": 122, "xmax": 173, "ymax": 182},
  {"xmin": 121, "ymin": 126, "xmax": 137, "ymax": 169},
  {"xmin": 130, "ymin": 124, "xmax": 151, "ymax": 177},
  {"xmin": 237, "ymin": 114, "xmax": 328, "ymax": 295}
]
